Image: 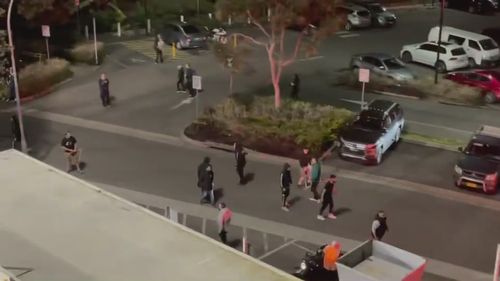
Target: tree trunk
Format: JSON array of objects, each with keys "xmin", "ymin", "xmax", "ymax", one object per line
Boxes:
[{"xmin": 267, "ymin": 46, "xmax": 282, "ymax": 109}]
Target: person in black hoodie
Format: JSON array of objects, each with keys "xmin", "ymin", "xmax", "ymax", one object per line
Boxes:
[
  {"xmin": 371, "ymin": 210, "xmax": 389, "ymax": 241},
  {"xmin": 290, "ymin": 73, "xmax": 300, "ymax": 99},
  {"xmin": 280, "ymin": 163, "xmax": 292, "ymax": 211},
  {"xmin": 236, "ymin": 149, "xmax": 247, "ymax": 184}
]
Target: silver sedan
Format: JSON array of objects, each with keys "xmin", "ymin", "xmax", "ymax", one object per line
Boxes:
[{"xmin": 350, "ymin": 53, "xmax": 415, "ymax": 82}]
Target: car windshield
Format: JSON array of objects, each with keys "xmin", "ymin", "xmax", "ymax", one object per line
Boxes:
[
  {"xmin": 357, "ymin": 11, "xmax": 370, "ymax": 17},
  {"xmin": 182, "ymin": 25, "xmax": 200, "ymax": 34},
  {"xmin": 383, "ymin": 58, "xmax": 404, "ymax": 69},
  {"xmin": 354, "ymin": 115, "xmax": 383, "ymax": 130},
  {"xmin": 479, "ymin": 39, "xmax": 498, "ymax": 50},
  {"xmin": 368, "ymin": 4, "xmax": 386, "ymax": 12},
  {"xmin": 466, "ymin": 142, "xmax": 500, "ymax": 161},
  {"xmin": 451, "ymin": 48, "xmax": 466, "ymax": 56}
]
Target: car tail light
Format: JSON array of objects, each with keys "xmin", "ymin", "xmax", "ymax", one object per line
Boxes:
[
  {"xmin": 485, "ymin": 172, "xmax": 498, "ymax": 189},
  {"xmin": 365, "ymin": 144, "xmax": 377, "ymax": 158}
]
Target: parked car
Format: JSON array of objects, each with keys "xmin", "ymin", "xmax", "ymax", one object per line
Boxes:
[
  {"xmin": 444, "ymin": 70, "xmax": 500, "ymax": 103},
  {"xmin": 339, "ymin": 99, "xmax": 404, "ymax": 165},
  {"xmin": 482, "ymin": 27, "xmax": 500, "ymax": 46},
  {"xmin": 351, "ymin": 0, "xmax": 396, "ymax": 27},
  {"xmin": 350, "ymin": 53, "xmax": 415, "ymax": 82},
  {"xmin": 161, "ymin": 23, "xmax": 207, "ymax": 50},
  {"xmin": 443, "ymin": 0, "xmax": 498, "ymax": 14},
  {"xmin": 335, "ymin": 4, "xmax": 372, "ymax": 31},
  {"xmin": 428, "ymin": 26, "xmax": 500, "ymax": 67},
  {"xmin": 454, "ymin": 125, "xmax": 500, "ymax": 194},
  {"xmin": 400, "ymin": 41, "xmax": 468, "ymax": 73}
]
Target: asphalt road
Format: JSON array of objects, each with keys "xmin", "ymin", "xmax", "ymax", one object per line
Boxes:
[{"xmin": 2, "ymin": 113, "xmax": 499, "ymax": 275}]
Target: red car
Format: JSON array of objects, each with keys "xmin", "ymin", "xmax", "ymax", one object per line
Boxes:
[{"xmin": 445, "ymin": 70, "xmax": 500, "ymax": 104}]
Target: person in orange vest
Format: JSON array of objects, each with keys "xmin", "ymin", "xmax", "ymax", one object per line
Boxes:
[{"xmin": 323, "ymin": 241, "xmax": 341, "ymax": 271}]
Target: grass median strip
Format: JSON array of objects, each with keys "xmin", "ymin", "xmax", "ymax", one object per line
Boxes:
[{"xmin": 402, "ymin": 132, "xmax": 465, "ymax": 151}]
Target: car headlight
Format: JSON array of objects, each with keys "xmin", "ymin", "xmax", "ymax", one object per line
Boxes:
[
  {"xmin": 454, "ymin": 164, "xmax": 462, "ymax": 175},
  {"xmin": 300, "ymin": 261, "xmax": 307, "ymax": 270},
  {"xmin": 378, "ymin": 16, "xmax": 385, "ymax": 23}
]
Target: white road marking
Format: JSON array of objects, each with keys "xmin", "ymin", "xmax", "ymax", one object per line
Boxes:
[
  {"xmin": 339, "ymin": 33, "xmax": 360, "ymax": 38},
  {"xmin": 257, "ymin": 239, "xmax": 297, "ymax": 260},
  {"xmin": 292, "ymin": 242, "xmax": 314, "ymax": 253},
  {"xmin": 336, "ymin": 31, "xmax": 350, "ymax": 35},
  {"xmin": 130, "ymin": 58, "xmax": 147, "ymax": 63},
  {"xmin": 170, "ymin": 97, "xmax": 194, "ymax": 110},
  {"xmin": 340, "ymin": 98, "xmax": 367, "ymax": 106}
]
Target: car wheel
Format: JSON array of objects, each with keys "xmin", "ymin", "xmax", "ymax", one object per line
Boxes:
[
  {"xmin": 401, "ymin": 51, "xmax": 412, "ymax": 63},
  {"xmin": 436, "ymin": 61, "xmax": 446, "ymax": 73},
  {"xmin": 175, "ymin": 41, "xmax": 183, "ymax": 50},
  {"xmin": 484, "ymin": 92, "xmax": 497, "ymax": 104},
  {"xmin": 468, "ymin": 58, "xmax": 476, "ymax": 68},
  {"xmin": 345, "ymin": 21, "xmax": 352, "ymax": 31}
]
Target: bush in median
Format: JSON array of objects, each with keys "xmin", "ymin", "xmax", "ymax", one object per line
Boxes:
[
  {"xmin": 70, "ymin": 41, "xmax": 105, "ymax": 65},
  {"xmin": 186, "ymin": 95, "xmax": 354, "ymax": 157},
  {"xmin": 335, "ymin": 70, "xmax": 483, "ymax": 105},
  {"xmin": 19, "ymin": 58, "xmax": 72, "ymax": 98}
]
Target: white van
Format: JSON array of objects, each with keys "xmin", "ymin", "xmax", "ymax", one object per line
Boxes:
[{"xmin": 428, "ymin": 26, "xmax": 499, "ymax": 67}]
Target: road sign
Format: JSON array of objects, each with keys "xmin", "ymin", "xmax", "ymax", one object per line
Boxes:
[
  {"xmin": 41, "ymin": 25, "xmax": 50, "ymax": 37},
  {"xmin": 192, "ymin": 75, "xmax": 202, "ymax": 90},
  {"xmin": 358, "ymin": 68, "xmax": 370, "ymax": 83}
]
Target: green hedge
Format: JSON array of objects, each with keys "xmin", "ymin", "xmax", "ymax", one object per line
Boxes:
[
  {"xmin": 202, "ymin": 95, "xmax": 354, "ymax": 153},
  {"xmin": 19, "ymin": 58, "xmax": 73, "ymax": 98},
  {"xmin": 70, "ymin": 41, "xmax": 105, "ymax": 65}
]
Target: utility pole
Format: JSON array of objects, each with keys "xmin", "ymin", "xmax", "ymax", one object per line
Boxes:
[
  {"xmin": 7, "ymin": 0, "xmax": 28, "ymax": 153},
  {"xmin": 434, "ymin": 0, "xmax": 444, "ymax": 84}
]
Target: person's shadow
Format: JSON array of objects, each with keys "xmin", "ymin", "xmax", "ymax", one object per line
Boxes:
[
  {"xmin": 240, "ymin": 172, "xmax": 255, "ymax": 185},
  {"xmin": 213, "ymin": 188, "xmax": 224, "ymax": 203}
]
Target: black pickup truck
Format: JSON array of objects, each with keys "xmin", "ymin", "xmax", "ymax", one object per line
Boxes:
[
  {"xmin": 454, "ymin": 125, "xmax": 500, "ymax": 194},
  {"xmin": 339, "ymin": 99, "xmax": 404, "ymax": 165}
]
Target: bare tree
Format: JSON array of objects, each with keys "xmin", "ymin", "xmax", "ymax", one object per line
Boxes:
[{"xmin": 215, "ymin": 0, "xmax": 342, "ymax": 108}]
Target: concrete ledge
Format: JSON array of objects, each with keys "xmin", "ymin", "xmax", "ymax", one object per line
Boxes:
[{"xmin": 438, "ymin": 99, "xmax": 486, "ymax": 109}]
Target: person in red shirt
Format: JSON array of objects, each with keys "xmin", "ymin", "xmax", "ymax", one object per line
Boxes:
[{"xmin": 217, "ymin": 202, "xmax": 232, "ymax": 244}]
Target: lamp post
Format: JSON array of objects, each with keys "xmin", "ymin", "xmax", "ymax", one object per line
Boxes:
[
  {"xmin": 434, "ymin": 0, "xmax": 444, "ymax": 84},
  {"xmin": 7, "ymin": 0, "xmax": 28, "ymax": 153}
]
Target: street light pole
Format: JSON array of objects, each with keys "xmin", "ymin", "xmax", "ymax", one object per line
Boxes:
[
  {"xmin": 434, "ymin": 0, "xmax": 444, "ymax": 84},
  {"xmin": 7, "ymin": 0, "xmax": 28, "ymax": 153}
]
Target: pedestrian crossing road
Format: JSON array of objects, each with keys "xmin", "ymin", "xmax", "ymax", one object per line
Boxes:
[{"xmin": 119, "ymin": 38, "xmax": 209, "ymax": 62}]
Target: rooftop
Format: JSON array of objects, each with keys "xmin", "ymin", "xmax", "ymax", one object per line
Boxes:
[{"xmin": 0, "ymin": 149, "xmax": 296, "ymax": 281}]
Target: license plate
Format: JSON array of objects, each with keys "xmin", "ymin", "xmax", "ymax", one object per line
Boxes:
[{"xmin": 465, "ymin": 182, "xmax": 479, "ymax": 188}]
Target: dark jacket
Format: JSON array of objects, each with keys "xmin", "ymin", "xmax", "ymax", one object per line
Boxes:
[
  {"xmin": 99, "ymin": 78, "xmax": 110, "ymax": 95},
  {"xmin": 299, "ymin": 152, "xmax": 311, "ymax": 168},
  {"xmin": 236, "ymin": 151, "xmax": 246, "ymax": 167},
  {"xmin": 374, "ymin": 217, "xmax": 388, "ymax": 240},
  {"xmin": 200, "ymin": 170, "xmax": 214, "ymax": 191},
  {"xmin": 178, "ymin": 67, "xmax": 185, "ymax": 81},
  {"xmin": 280, "ymin": 169, "xmax": 292, "ymax": 189},
  {"xmin": 197, "ymin": 161, "xmax": 210, "ymax": 187}
]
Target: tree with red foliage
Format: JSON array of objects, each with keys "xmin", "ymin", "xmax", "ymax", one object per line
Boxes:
[{"xmin": 216, "ymin": 0, "xmax": 343, "ymax": 108}]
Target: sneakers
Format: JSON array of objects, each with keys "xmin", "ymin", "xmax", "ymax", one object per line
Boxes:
[
  {"xmin": 281, "ymin": 206, "xmax": 290, "ymax": 212},
  {"xmin": 309, "ymin": 197, "xmax": 320, "ymax": 203},
  {"xmin": 328, "ymin": 213, "xmax": 337, "ymax": 219},
  {"xmin": 317, "ymin": 215, "xmax": 325, "ymax": 220}
]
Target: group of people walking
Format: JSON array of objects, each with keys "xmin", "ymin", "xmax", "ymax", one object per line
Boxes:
[{"xmin": 176, "ymin": 63, "xmax": 197, "ymax": 97}]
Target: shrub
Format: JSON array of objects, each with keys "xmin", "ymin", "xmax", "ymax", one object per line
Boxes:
[
  {"xmin": 19, "ymin": 58, "xmax": 73, "ymax": 98},
  {"xmin": 203, "ymin": 96, "xmax": 354, "ymax": 153},
  {"xmin": 70, "ymin": 41, "xmax": 105, "ymax": 64},
  {"xmin": 335, "ymin": 70, "xmax": 483, "ymax": 105}
]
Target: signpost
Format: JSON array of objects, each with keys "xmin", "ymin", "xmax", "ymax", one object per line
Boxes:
[
  {"xmin": 358, "ymin": 68, "xmax": 370, "ymax": 109},
  {"xmin": 192, "ymin": 75, "xmax": 202, "ymax": 118},
  {"xmin": 494, "ymin": 244, "xmax": 500, "ymax": 281},
  {"xmin": 41, "ymin": 25, "xmax": 50, "ymax": 59}
]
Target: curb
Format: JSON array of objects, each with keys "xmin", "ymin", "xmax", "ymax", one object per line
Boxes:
[
  {"xmin": 401, "ymin": 136, "xmax": 458, "ymax": 152},
  {"xmin": 438, "ymin": 99, "xmax": 486, "ymax": 109},
  {"xmin": 372, "ymin": 90, "xmax": 421, "ymax": 100}
]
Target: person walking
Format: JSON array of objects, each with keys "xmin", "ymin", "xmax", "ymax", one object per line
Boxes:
[
  {"xmin": 236, "ymin": 148, "xmax": 247, "ymax": 185},
  {"xmin": 233, "ymin": 141, "xmax": 243, "ymax": 162},
  {"xmin": 323, "ymin": 241, "xmax": 341, "ymax": 271},
  {"xmin": 197, "ymin": 157, "xmax": 211, "ymax": 195},
  {"xmin": 297, "ymin": 148, "xmax": 311, "ymax": 188},
  {"xmin": 10, "ymin": 115, "xmax": 20, "ymax": 148},
  {"xmin": 309, "ymin": 157, "xmax": 321, "ymax": 202},
  {"xmin": 280, "ymin": 163, "xmax": 292, "ymax": 211},
  {"xmin": 184, "ymin": 63, "xmax": 195, "ymax": 97},
  {"xmin": 154, "ymin": 34, "xmax": 164, "ymax": 64},
  {"xmin": 217, "ymin": 202, "xmax": 232, "ymax": 244},
  {"xmin": 200, "ymin": 165, "xmax": 215, "ymax": 205},
  {"xmin": 98, "ymin": 73, "xmax": 111, "ymax": 107},
  {"xmin": 290, "ymin": 73, "xmax": 300, "ymax": 99},
  {"xmin": 317, "ymin": 174, "xmax": 337, "ymax": 220},
  {"xmin": 371, "ymin": 210, "xmax": 389, "ymax": 241},
  {"xmin": 61, "ymin": 132, "xmax": 83, "ymax": 173},
  {"xmin": 176, "ymin": 65, "xmax": 185, "ymax": 92}
]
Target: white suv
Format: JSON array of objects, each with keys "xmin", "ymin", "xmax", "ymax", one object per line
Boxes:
[{"xmin": 400, "ymin": 41, "xmax": 468, "ymax": 73}]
